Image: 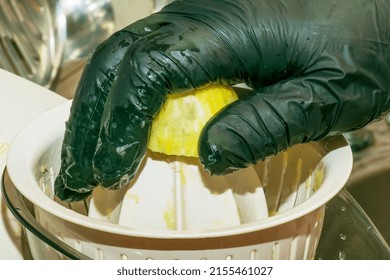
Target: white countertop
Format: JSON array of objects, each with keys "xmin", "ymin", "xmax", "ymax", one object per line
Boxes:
[{"xmin": 0, "ymin": 69, "xmax": 67, "ymax": 259}]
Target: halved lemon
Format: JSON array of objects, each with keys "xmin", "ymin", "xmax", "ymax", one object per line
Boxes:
[{"xmin": 147, "ymin": 84, "xmax": 238, "ymax": 157}]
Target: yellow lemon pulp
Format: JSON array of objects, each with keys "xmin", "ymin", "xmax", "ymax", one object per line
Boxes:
[{"xmin": 147, "ymin": 85, "xmax": 238, "ymax": 157}]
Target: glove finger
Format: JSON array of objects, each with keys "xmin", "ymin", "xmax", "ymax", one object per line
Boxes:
[
  {"xmin": 54, "ymin": 16, "xmax": 166, "ymax": 201},
  {"xmin": 199, "ymin": 72, "xmax": 390, "ymax": 175}
]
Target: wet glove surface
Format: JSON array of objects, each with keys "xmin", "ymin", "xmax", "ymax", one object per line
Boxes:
[{"xmin": 55, "ymin": 0, "xmax": 390, "ymax": 201}]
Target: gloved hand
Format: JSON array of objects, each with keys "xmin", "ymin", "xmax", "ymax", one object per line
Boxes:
[{"xmin": 55, "ymin": 0, "xmax": 390, "ymax": 201}]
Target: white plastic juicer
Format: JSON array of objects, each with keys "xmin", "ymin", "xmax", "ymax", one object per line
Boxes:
[{"xmin": 5, "ymin": 101, "xmax": 353, "ymax": 259}]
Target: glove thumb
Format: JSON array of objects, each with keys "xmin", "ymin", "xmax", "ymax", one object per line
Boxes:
[{"xmin": 198, "ymin": 75, "xmax": 386, "ymax": 175}]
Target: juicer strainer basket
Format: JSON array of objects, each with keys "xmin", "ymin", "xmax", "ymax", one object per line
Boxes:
[{"xmin": 5, "ymin": 101, "xmax": 353, "ymax": 260}]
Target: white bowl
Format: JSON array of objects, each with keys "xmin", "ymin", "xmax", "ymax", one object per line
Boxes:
[{"xmin": 6, "ymin": 101, "xmax": 353, "ymax": 260}]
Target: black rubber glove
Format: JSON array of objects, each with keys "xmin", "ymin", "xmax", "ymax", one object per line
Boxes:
[{"xmin": 55, "ymin": 0, "xmax": 390, "ymax": 201}]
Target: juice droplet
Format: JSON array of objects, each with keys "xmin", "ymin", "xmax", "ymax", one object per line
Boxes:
[
  {"xmin": 340, "ymin": 233, "xmax": 347, "ymax": 241},
  {"xmin": 338, "ymin": 251, "xmax": 346, "ymax": 260}
]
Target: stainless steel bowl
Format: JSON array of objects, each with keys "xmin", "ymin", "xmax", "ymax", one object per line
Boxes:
[
  {"xmin": 0, "ymin": 0, "xmax": 66, "ymax": 88},
  {"xmin": 0, "ymin": 0, "xmax": 115, "ymax": 88}
]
